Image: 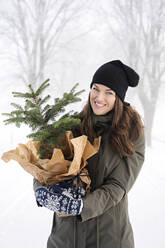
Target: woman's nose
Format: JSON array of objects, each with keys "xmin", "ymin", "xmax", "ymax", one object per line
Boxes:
[{"xmin": 96, "ymin": 92, "xmax": 105, "ymax": 101}]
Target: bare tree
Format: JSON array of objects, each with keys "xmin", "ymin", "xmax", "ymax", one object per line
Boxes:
[
  {"xmin": 0, "ymin": 0, "xmax": 92, "ymax": 88},
  {"xmin": 101, "ymin": 0, "xmax": 165, "ymax": 146}
]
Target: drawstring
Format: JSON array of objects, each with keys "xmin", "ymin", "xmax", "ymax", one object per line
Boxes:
[
  {"xmin": 72, "ymin": 172, "xmax": 89, "ymax": 189},
  {"xmin": 61, "ymin": 170, "xmax": 89, "ymax": 188},
  {"xmin": 73, "ymin": 217, "xmax": 76, "ymax": 248},
  {"xmin": 97, "ymin": 217, "xmax": 99, "ymax": 248}
]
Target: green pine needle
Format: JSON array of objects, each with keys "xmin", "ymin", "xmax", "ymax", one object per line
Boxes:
[{"xmin": 2, "ymin": 79, "xmax": 85, "ymax": 159}]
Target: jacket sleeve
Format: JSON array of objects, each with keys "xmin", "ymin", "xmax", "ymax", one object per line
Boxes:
[{"xmin": 81, "ymin": 132, "xmax": 145, "ymax": 222}]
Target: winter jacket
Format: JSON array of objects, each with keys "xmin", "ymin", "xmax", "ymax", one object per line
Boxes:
[{"xmin": 33, "ymin": 119, "xmax": 145, "ymax": 248}]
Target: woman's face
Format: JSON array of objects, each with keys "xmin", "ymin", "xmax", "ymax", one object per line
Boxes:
[{"xmin": 90, "ymin": 83, "xmax": 116, "ymax": 115}]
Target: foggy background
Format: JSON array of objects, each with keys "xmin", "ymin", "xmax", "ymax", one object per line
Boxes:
[{"xmin": 0, "ymin": 0, "xmax": 165, "ymax": 247}]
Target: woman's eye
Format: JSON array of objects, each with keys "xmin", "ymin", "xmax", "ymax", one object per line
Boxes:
[
  {"xmin": 93, "ymin": 87, "xmax": 99, "ymax": 92},
  {"xmin": 106, "ymin": 91, "xmax": 113, "ymax": 95}
]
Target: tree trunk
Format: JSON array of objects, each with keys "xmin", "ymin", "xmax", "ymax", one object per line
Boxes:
[{"xmin": 142, "ymin": 101, "xmax": 156, "ymax": 147}]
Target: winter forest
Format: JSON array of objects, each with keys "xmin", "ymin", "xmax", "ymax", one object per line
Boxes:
[{"xmin": 0, "ymin": 0, "xmax": 165, "ymax": 247}]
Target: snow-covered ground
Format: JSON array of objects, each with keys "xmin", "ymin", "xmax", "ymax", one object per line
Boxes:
[{"xmin": 129, "ymin": 140, "xmax": 165, "ymax": 248}]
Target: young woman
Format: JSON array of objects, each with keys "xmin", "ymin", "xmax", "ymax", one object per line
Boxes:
[{"xmin": 34, "ymin": 60, "xmax": 145, "ymax": 248}]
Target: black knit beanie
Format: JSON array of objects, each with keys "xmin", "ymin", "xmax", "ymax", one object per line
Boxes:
[{"xmin": 90, "ymin": 60, "xmax": 139, "ymax": 101}]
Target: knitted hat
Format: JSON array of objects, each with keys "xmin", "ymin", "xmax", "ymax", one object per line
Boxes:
[{"xmin": 90, "ymin": 60, "xmax": 139, "ymax": 101}]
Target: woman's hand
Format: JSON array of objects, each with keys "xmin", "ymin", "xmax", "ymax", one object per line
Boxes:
[{"xmin": 34, "ymin": 180, "xmax": 85, "ymax": 216}]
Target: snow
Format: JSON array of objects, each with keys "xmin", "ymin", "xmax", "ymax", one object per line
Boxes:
[{"xmin": 129, "ymin": 140, "xmax": 165, "ymax": 248}]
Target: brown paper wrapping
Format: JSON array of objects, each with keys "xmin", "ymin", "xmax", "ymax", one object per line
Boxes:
[{"xmin": 1, "ymin": 131, "xmax": 101, "ymax": 191}]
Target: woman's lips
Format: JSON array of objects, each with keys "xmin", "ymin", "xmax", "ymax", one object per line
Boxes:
[{"xmin": 94, "ymin": 101, "xmax": 106, "ymax": 108}]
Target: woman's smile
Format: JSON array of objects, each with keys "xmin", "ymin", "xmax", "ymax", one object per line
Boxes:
[{"xmin": 94, "ymin": 101, "xmax": 106, "ymax": 108}]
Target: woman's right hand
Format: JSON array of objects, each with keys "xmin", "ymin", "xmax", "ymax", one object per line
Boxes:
[{"xmin": 33, "ymin": 179, "xmax": 86, "ymax": 215}]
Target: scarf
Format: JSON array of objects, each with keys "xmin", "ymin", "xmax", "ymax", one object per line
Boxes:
[{"xmin": 92, "ymin": 111, "xmax": 113, "ymax": 137}]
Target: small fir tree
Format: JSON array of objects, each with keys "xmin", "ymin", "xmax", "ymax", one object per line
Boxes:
[{"xmin": 2, "ymin": 79, "xmax": 85, "ymax": 159}]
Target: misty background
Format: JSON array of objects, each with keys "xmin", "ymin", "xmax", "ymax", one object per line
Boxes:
[{"xmin": 0, "ymin": 0, "xmax": 165, "ymax": 247}]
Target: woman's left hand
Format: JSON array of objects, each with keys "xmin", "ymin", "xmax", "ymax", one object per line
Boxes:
[{"xmin": 34, "ymin": 181, "xmax": 85, "ymax": 216}]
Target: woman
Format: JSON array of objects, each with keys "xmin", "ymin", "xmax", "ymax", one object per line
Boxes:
[{"xmin": 34, "ymin": 60, "xmax": 145, "ymax": 248}]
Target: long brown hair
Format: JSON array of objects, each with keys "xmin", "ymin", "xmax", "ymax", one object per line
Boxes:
[{"xmin": 81, "ymin": 96, "xmax": 144, "ymax": 157}]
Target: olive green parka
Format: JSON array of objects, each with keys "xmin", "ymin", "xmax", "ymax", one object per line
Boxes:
[{"xmin": 43, "ymin": 127, "xmax": 145, "ymax": 248}]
